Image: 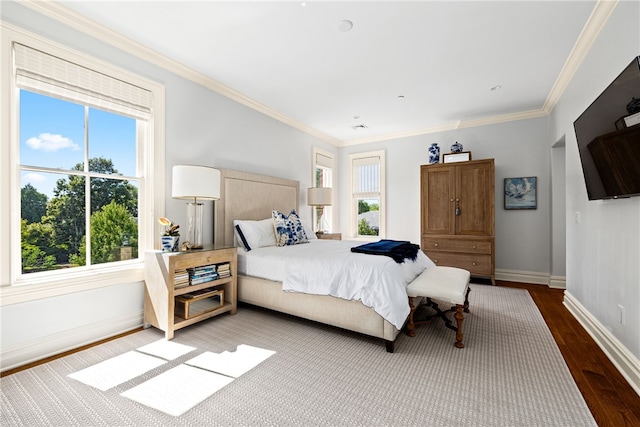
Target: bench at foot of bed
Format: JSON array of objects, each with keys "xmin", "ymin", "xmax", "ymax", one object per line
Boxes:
[{"xmin": 405, "ymin": 266, "xmax": 471, "ymax": 348}]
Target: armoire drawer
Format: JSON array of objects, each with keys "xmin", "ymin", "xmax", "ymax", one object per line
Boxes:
[
  {"xmin": 424, "ymin": 251, "xmax": 493, "ymax": 275},
  {"xmin": 422, "ymin": 237, "xmax": 492, "ymax": 254}
]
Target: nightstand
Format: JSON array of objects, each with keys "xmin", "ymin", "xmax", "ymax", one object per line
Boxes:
[
  {"xmin": 316, "ymin": 232, "xmax": 342, "ymax": 240},
  {"xmin": 144, "ymin": 245, "xmax": 237, "ymax": 339}
]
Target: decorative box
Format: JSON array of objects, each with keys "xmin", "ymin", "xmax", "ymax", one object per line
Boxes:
[{"xmin": 175, "ymin": 289, "xmax": 224, "ymax": 319}]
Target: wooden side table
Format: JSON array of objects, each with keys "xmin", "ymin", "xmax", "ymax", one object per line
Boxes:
[
  {"xmin": 316, "ymin": 232, "xmax": 342, "ymax": 240},
  {"xmin": 144, "ymin": 245, "xmax": 237, "ymax": 339}
]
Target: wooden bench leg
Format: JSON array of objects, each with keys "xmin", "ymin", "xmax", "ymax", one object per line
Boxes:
[
  {"xmin": 406, "ymin": 296, "xmax": 416, "ymax": 337},
  {"xmin": 463, "ymin": 286, "xmax": 471, "ymax": 313},
  {"xmin": 454, "ymin": 304, "xmax": 465, "ymax": 348}
]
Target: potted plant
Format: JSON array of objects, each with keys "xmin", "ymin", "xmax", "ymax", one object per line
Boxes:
[{"xmin": 159, "ymin": 217, "xmax": 180, "ymax": 252}]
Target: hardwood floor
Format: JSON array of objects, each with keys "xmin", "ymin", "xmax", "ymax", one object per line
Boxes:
[
  {"xmin": 2, "ymin": 281, "xmax": 639, "ymax": 426},
  {"xmin": 498, "ymin": 281, "xmax": 640, "ymax": 427},
  {"xmin": 0, "ymin": 328, "xmax": 142, "ymax": 378}
]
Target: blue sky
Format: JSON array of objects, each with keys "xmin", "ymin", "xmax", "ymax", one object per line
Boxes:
[{"xmin": 20, "ymin": 90, "xmax": 137, "ymax": 199}]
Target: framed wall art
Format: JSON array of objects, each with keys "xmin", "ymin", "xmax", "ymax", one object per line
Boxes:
[
  {"xmin": 443, "ymin": 151, "xmax": 472, "ymax": 163},
  {"xmin": 504, "ymin": 177, "xmax": 537, "ymax": 210}
]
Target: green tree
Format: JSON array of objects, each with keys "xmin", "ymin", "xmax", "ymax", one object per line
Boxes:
[
  {"xmin": 358, "ymin": 200, "xmax": 370, "ymax": 214},
  {"xmin": 358, "ymin": 218, "xmax": 378, "ymax": 236},
  {"xmin": 84, "ymin": 157, "xmax": 138, "ymax": 217},
  {"xmin": 21, "ymin": 219, "xmax": 56, "ymax": 273},
  {"xmin": 45, "ymin": 189, "xmax": 83, "ymax": 262},
  {"xmin": 45, "ymin": 157, "xmax": 138, "ymax": 262},
  {"xmin": 69, "ymin": 240, "xmax": 86, "ymax": 267},
  {"xmin": 21, "ymin": 184, "xmax": 48, "ymax": 223},
  {"xmin": 89, "ymin": 201, "xmax": 138, "ymax": 265}
]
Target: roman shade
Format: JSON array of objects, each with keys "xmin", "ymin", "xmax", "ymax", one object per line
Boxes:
[{"xmin": 13, "ymin": 42, "xmax": 152, "ymax": 119}]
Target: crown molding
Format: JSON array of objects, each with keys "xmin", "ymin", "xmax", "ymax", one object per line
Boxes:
[
  {"xmin": 17, "ymin": 0, "xmax": 617, "ymax": 148},
  {"xmin": 340, "ymin": 108, "xmax": 548, "ymax": 147},
  {"xmin": 17, "ymin": 0, "xmax": 340, "ymax": 146},
  {"xmin": 339, "ymin": 122, "xmax": 461, "ymax": 147},
  {"xmin": 542, "ymin": 0, "xmax": 619, "ymax": 114},
  {"xmin": 457, "ymin": 108, "xmax": 549, "ymax": 130}
]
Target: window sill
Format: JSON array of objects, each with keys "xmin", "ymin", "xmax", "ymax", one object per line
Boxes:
[{"xmin": 0, "ymin": 263, "xmax": 145, "ymax": 306}]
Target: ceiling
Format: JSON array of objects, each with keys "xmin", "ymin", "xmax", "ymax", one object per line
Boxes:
[{"xmin": 51, "ymin": 1, "xmax": 600, "ymax": 145}]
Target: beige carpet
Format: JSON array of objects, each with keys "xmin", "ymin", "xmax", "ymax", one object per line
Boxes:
[{"xmin": 0, "ymin": 284, "xmax": 596, "ymax": 426}]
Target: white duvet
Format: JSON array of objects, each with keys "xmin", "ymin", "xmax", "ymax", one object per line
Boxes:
[{"xmin": 238, "ymin": 239, "xmax": 435, "ymax": 329}]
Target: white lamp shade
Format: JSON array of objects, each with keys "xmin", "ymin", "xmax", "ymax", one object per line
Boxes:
[
  {"xmin": 172, "ymin": 165, "xmax": 221, "ymax": 201},
  {"xmin": 308, "ymin": 187, "xmax": 332, "ymax": 206}
]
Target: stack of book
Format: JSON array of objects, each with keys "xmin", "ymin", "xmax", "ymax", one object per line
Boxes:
[
  {"xmin": 187, "ymin": 264, "xmax": 219, "ymax": 285},
  {"xmin": 174, "ymin": 269, "xmax": 190, "ymax": 289},
  {"xmin": 217, "ymin": 262, "xmax": 231, "ymax": 278}
]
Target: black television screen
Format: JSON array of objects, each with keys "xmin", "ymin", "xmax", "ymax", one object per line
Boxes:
[{"xmin": 573, "ymin": 56, "xmax": 640, "ymax": 200}]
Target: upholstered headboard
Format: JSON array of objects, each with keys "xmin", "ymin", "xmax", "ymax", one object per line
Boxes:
[{"xmin": 214, "ymin": 169, "xmax": 300, "ymax": 247}]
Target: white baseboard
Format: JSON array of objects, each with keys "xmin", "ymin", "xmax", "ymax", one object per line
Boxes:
[
  {"xmin": 495, "ymin": 269, "xmax": 549, "ymax": 285},
  {"xmin": 494, "ymin": 269, "xmax": 566, "ymax": 289},
  {"xmin": 0, "ymin": 312, "xmax": 143, "ymax": 372},
  {"xmin": 564, "ymin": 291, "xmax": 640, "ymax": 397},
  {"xmin": 548, "ymin": 276, "xmax": 566, "ymax": 289}
]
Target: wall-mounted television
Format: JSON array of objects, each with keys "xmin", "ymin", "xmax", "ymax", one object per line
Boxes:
[{"xmin": 573, "ymin": 56, "xmax": 640, "ymax": 201}]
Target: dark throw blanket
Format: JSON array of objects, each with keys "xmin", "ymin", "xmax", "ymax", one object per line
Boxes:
[{"xmin": 350, "ymin": 239, "xmax": 420, "ymax": 263}]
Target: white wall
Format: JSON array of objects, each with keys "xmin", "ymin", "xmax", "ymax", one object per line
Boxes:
[
  {"xmin": 549, "ymin": 0, "xmax": 640, "ymax": 364},
  {"xmin": 0, "ymin": 2, "xmax": 335, "ymax": 370},
  {"xmin": 550, "ymin": 141, "xmax": 567, "ymax": 285},
  {"xmin": 339, "ymin": 116, "xmax": 552, "ymax": 278},
  {"xmin": 162, "ymin": 71, "xmax": 338, "ymax": 239}
]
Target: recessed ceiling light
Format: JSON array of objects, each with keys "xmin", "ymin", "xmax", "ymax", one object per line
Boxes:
[
  {"xmin": 352, "ymin": 124, "xmax": 368, "ymax": 130},
  {"xmin": 339, "ymin": 20, "xmax": 353, "ymax": 32},
  {"xmin": 397, "ymin": 95, "xmax": 405, "ymax": 99},
  {"xmin": 490, "ymin": 85, "xmax": 502, "ymax": 91}
]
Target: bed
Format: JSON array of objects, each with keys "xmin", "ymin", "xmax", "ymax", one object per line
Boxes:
[{"xmin": 213, "ymin": 169, "xmax": 432, "ymax": 352}]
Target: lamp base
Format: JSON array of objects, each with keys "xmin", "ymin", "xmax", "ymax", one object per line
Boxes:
[
  {"xmin": 185, "ymin": 202, "xmax": 204, "ymax": 249},
  {"xmin": 315, "ymin": 206, "xmax": 326, "ymax": 234}
]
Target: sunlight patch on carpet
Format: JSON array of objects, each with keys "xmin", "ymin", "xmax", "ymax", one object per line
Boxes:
[
  {"xmin": 68, "ymin": 351, "xmax": 166, "ymax": 391},
  {"xmin": 120, "ymin": 364, "xmax": 234, "ymax": 416},
  {"xmin": 185, "ymin": 344, "xmax": 276, "ymax": 378},
  {"xmin": 136, "ymin": 339, "xmax": 196, "ymax": 360}
]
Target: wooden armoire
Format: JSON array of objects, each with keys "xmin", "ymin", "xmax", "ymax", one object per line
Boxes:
[{"xmin": 420, "ymin": 158, "xmax": 495, "ymax": 284}]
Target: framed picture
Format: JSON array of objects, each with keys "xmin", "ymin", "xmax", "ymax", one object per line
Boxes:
[
  {"xmin": 443, "ymin": 151, "xmax": 472, "ymax": 163},
  {"xmin": 504, "ymin": 177, "xmax": 537, "ymax": 210}
]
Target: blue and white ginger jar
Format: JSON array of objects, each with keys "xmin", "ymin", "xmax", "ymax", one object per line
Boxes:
[
  {"xmin": 450, "ymin": 141, "xmax": 464, "ymax": 153},
  {"xmin": 428, "ymin": 143, "xmax": 440, "ymax": 164}
]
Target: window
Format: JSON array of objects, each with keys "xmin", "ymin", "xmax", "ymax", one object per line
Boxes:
[
  {"xmin": 1, "ymin": 28, "xmax": 165, "ymax": 300},
  {"xmin": 349, "ymin": 150, "xmax": 385, "ymax": 239},
  {"xmin": 20, "ymin": 90, "xmax": 141, "ymax": 273},
  {"xmin": 312, "ymin": 147, "xmax": 334, "ymax": 232}
]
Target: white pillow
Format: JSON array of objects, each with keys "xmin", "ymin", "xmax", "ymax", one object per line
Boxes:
[
  {"xmin": 233, "ymin": 218, "xmax": 277, "ymax": 251},
  {"xmin": 302, "ymin": 219, "xmax": 317, "ymax": 239}
]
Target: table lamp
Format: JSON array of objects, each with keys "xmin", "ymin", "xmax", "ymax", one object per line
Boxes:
[
  {"xmin": 172, "ymin": 165, "xmax": 221, "ymax": 249},
  {"xmin": 307, "ymin": 187, "xmax": 332, "ymax": 233}
]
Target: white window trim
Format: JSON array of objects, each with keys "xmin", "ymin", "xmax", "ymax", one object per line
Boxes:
[
  {"xmin": 311, "ymin": 146, "xmax": 335, "ymax": 233},
  {"xmin": 348, "ymin": 150, "xmax": 386, "ymax": 240},
  {"xmin": 0, "ymin": 23, "xmax": 165, "ymax": 306}
]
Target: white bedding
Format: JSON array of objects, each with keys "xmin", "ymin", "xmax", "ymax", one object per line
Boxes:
[{"xmin": 238, "ymin": 239, "xmax": 435, "ymax": 329}]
